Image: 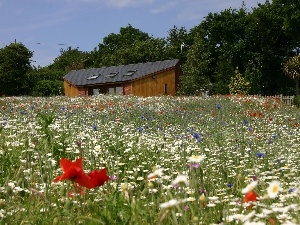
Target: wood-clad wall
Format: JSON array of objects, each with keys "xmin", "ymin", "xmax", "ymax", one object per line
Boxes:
[
  {"xmin": 64, "ymin": 80, "xmax": 87, "ymax": 97},
  {"xmin": 131, "ymin": 68, "xmax": 177, "ymax": 97},
  {"xmin": 124, "ymin": 83, "xmax": 132, "ymax": 95}
]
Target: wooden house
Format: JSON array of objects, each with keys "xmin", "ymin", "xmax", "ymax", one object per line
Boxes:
[{"xmin": 63, "ymin": 59, "xmax": 182, "ymax": 97}]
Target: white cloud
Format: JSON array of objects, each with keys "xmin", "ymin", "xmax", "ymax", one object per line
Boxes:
[
  {"xmin": 69, "ymin": 0, "xmax": 154, "ymax": 8},
  {"xmin": 108, "ymin": 0, "xmax": 154, "ymax": 7},
  {"xmin": 150, "ymin": 1, "xmax": 177, "ymax": 14}
]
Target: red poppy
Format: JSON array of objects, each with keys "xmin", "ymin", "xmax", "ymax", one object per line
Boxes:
[
  {"xmin": 54, "ymin": 158, "xmax": 91, "ymax": 188},
  {"xmin": 267, "ymin": 218, "xmax": 276, "ymax": 225},
  {"xmin": 243, "ymin": 190, "xmax": 258, "ymax": 202},
  {"xmin": 243, "ymin": 190, "xmax": 258, "ymax": 210},
  {"xmin": 87, "ymin": 168, "xmax": 110, "ymax": 189}
]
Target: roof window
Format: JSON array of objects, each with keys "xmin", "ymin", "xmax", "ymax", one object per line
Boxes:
[
  {"xmin": 105, "ymin": 72, "xmax": 119, "ymax": 78},
  {"xmin": 123, "ymin": 70, "xmax": 137, "ymax": 76},
  {"xmin": 87, "ymin": 74, "xmax": 100, "ymax": 80}
]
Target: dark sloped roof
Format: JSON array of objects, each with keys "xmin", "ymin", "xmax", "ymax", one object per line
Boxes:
[{"xmin": 64, "ymin": 59, "xmax": 180, "ymax": 86}]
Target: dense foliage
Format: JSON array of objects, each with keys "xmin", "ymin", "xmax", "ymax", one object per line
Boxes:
[
  {"xmin": 0, "ymin": 43, "xmax": 33, "ymax": 96},
  {"xmin": 0, "ymin": 0, "xmax": 299, "ymax": 96},
  {"xmin": 283, "ymin": 54, "xmax": 300, "ymax": 95},
  {"xmin": 293, "ymin": 95, "xmax": 300, "ymax": 107}
]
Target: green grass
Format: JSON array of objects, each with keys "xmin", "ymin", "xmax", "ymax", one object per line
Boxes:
[{"xmin": 0, "ymin": 95, "xmax": 299, "ymax": 224}]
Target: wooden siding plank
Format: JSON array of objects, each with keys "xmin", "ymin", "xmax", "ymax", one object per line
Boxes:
[{"xmin": 131, "ymin": 68, "xmax": 177, "ymax": 97}]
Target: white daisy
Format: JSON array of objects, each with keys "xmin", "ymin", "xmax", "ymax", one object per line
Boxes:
[
  {"xmin": 159, "ymin": 199, "xmax": 187, "ymax": 209},
  {"xmin": 241, "ymin": 181, "xmax": 258, "ymax": 194},
  {"xmin": 187, "ymin": 155, "xmax": 206, "ymax": 163},
  {"xmin": 172, "ymin": 174, "xmax": 189, "ymax": 186},
  {"xmin": 147, "ymin": 168, "xmax": 164, "ymax": 179},
  {"xmin": 267, "ymin": 180, "xmax": 282, "ymax": 199}
]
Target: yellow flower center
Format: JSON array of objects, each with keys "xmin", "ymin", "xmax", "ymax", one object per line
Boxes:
[{"xmin": 272, "ymin": 185, "xmax": 278, "ymax": 193}]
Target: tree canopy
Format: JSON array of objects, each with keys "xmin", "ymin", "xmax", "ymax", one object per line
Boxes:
[
  {"xmin": 0, "ymin": 42, "xmax": 33, "ymax": 96},
  {"xmin": 91, "ymin": 24, "xmax": 167, "ymax": 67}
]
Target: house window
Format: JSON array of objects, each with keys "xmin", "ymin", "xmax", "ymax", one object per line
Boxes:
[
  {"xmin": 87, "ymin": 74, "xmax": 100, "ymax": 80},
  {"xmin": 93, "ymin": 89, "xmax": 99, "ymax": 95},
  {"xmin": 123, "ymin": 70, "xmax": 137, "ymax": 76},
  {"xmin": 116, "ymin": 87, "xmax": 123, "ymax": 95},
  {"xmin": 108, "ymin": 88, "xmax": 115, "ymax": 95},
  {"xmin": 105, "ymin": 72, "xmax": 119, "ymax": 78},
  {"xmin": 108, "ymin": 87, "xmax": 123, "ymax": 95},
  {"xmin": 164, "ymin": 84, "xmax": 168, "ymax": 94}
]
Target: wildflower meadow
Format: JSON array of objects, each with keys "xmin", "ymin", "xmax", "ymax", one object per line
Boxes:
[{"xmin": 0, "ymin": 95, "xmax": 299, "ymax": 225}]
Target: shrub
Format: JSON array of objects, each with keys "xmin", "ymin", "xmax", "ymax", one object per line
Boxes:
[
  {"xmin": 32, "ymin": 80, "xmax": 63, "ymax": 96},
  {"xmin": 293, "ymin": 95, "xmax": 300, "ymax": 107},
  {"xmin": 228, "ymin": 67, "xmax": 250, "ymax": 95}
]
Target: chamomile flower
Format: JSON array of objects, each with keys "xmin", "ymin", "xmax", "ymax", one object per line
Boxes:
[
  {"xmin": 159, "ymin": 199, "xmax": 186, "ymax": 209},
  {"xmin": 147, "ymin": 168, "xmax": 164, "ymax": 180},
  {"xmin": 267, "ymin": 180, "xmax": 282, "ymax": 199},
  {"xmin": 242, "ymin": 181, "xmax": 258, "ymax": 194},
  {"xmin": 187, "ymin": 155, "xmax": 206, "ymax": 163},
  {"xmin": 172, "ymin": 174, "xmax": 189, "ymax": 186}
]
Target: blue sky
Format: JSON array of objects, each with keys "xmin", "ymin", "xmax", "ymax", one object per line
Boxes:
[{"xmin": 0, "ymin": 0, "xmax": 267, "ymax": 67}]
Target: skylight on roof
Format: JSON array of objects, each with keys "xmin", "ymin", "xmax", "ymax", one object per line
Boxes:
[
  {"xmin": 123, "ymin": 70, "xmax": 137, "ymax": 76},
  {"xmin": 87, "ymin": 74, "xmax": 100, "ymax": 80},
  {"xmin": 105, "ymin": 72, "xmax": 119, "ymax": 78}
]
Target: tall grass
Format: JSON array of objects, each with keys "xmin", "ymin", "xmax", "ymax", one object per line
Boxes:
[{"xmin": 0, "ymin": 95, "xmax": 299, "ymax": 224}]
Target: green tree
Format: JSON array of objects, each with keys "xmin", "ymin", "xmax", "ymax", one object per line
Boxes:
[
  {"xmin": 0, "ymin": 42, "xmax": 33, "ymax": 96},
  {"xmin": 273, "ymin": 0, "xmax": 300, "ymax": 49},
  {"xmin": 32, "ymin": 80, "xmax": 64, "ymax": 96},
  {"xmin": 244, "ymin": 63, "xmax": 263, "ymax": 95},
  {"xmin": 179, "ymin": 36, "xmax": 212, "ymax": 95},
  {"xmin": 50, "ymin": 47, "xmax": 93, "ymax": 72},
  {"xmin": 165, "ymin": 26, "xmax": 190, "ymax": 62},
  {"xmin": 244, "ymin": 1, "xmax": 295, "ymax": 94},
  {"xmin": 283, "ymin": 54, "xmax": 300, "ymax": 95},
  {"xmin": 213, "ymin": 54, "xmax": 235, "ymax": 94},
  {"xmin": 180, "ymin": 1, "xmax": 299, "ymax": 95},
  {"xmin": 92, "ymin": 24, "xmax": 167, "ymax": 67},
  {"xmin": 26, "ymin": 67, "xmax": 65, "ymax": 96},
  {"xmin": 183, "ymin": 7, "xmax": 248, "ymax": 95}
]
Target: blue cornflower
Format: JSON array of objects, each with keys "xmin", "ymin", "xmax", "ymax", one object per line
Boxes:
[
  {"xmin": 289, "ymin": 188, "xmax": 295, "ymax": 193},
  {"xmin": 216, "ymin": 104, "xmax": 221, "ymax": 109},
  {"xmin": 193, "ymin": 132, "xmax": 200, "ymax": 139},
  {"xmin": 256, "ymin": 152, "xmax": 265, "ymax": 158},
  {"xmin": 227, "ymin": 183, "xmax": 234, "ymax": 188},
  {"xmin": 92, "ymin": 125, "xmax": 97, "ymax": 131},
  {"xmin": 243, "ymin": 119, "xmax": 249, "ymax": 126},
  {"xmin": 192, "ymin": 132, "xmax": 203, "ymax": 142}
]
